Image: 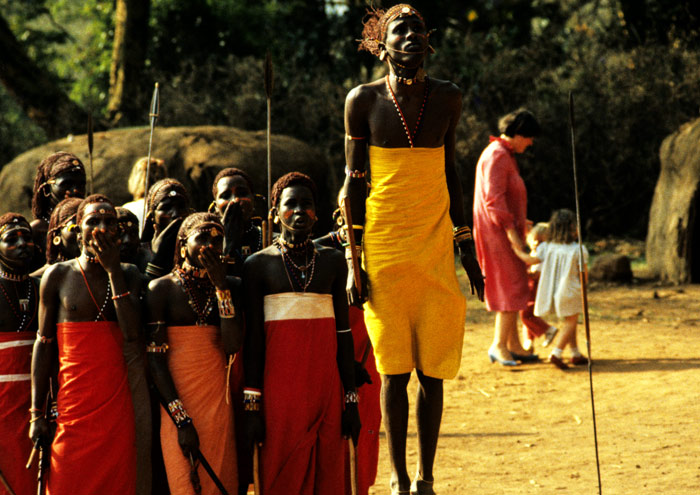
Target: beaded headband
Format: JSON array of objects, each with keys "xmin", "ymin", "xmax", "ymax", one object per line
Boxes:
[
  {"xmin": 380, "ymin": 5, "xmax": 424, "ymax": 40},
  {"xmin": 0, "ymin": 218, "xmax": 31, "ymax": 238},
  {"xmin": 183, "ymin": 222, "xmax": 223, "ymax": 240},
  {"xmin": 82, "ymin": 207, "xmax": 117, "ymax": 223}
]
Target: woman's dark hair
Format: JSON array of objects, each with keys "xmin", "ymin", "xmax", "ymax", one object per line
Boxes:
[
  {"xmin": 211, "ymin": 167, "xmax": 254, "ymax": 198},
  {"xmin": 46, "ymin": 197, "xmax": 82, "ymax": 264},
  {"xmin": 31, "ymin": 152, "xmax": 85, "ymax": 220},
  {"xmin": 173, "ymin": 212, "xmax": 223, "ymax": 268},
  {"xmin": 498, "ymin": 109, "xmax": 541, "ymax": 138},
  {"xmin": 547, "ymin": 209, "xmax": 577, "ymax": 244}
]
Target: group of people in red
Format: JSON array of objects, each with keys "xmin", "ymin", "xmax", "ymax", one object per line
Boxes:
[{"xmin": 0, "ymin": 3, "xmax": 590, "ymax": 495}]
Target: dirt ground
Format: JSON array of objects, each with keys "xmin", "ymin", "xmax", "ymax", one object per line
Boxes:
[{"xmin": 368, "ymin": 275, "xmax": 700, "ymax": 494}]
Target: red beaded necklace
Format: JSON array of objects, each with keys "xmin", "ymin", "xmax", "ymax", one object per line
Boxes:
[{"xmin": 385, "ymin": 75, "xmax": 429, "ymax": 148}]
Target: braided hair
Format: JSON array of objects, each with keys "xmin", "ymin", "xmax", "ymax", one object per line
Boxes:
[
  {"xmin": 358, "ymin": 4, "xmax": 425, "ymax": 57},
  {"xmin": 31, "ymin": 152, "xmax": 85, "ymax": 220},
  {"xmin": 46, "ymin": 197, "xmax": 82, "ymax": 264},
  {"xmin": 173, "ymin": 212, "xmax": 223, "ymax": 268}
]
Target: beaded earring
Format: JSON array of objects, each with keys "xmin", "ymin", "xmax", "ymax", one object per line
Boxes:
[
  {"xmin": 180, "ymin": 246, "xmax": 187, "ymax": 259},
  {"xmin": 273, "ymin": 215, "xmax": 280, "ymax": 225},
  {"xmin": 379, "ymin": 50, "xmax": 387, "ymax": 61},
  {"xmin": 52, "ymin": 235, "xmax": 61, "ymax": 246}
]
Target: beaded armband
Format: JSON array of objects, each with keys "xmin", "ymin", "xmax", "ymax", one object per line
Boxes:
[
  {"xmin": 453, "ymin": 226, "xmax": 473, "ymax": 243},
  {"xmin": 36, "ymin": 332, "xmax": 54, "ymax": 344},
  {"xmin": 167, "ymin": 399, "xmax": 193, "ymax": 429},
  {"xmin": 111, "ymin": 291, "xmax": 131, "ymax": 301},
  {"xmin": 215, "ymin": 289, "xmax": 235, "ymax": 318},
  {"xmin": 344, "ymin": 390, "xmax": 359, "ymax": 405},
  {"xmin": 146, "ymin": 341, "xmax": 169, "ymax": 353},
  {"xmin": 243, "ymin": 388, "xmax": 262, "ymax": 412},
  {"xmin": 345, "ymin": 134, "xmax": 366, "ymax": 141},
  {"xmin": 345, "ymin": 167, "xmax": 367, "ymax": 179},
  {"xmin": 49, "ymin": 401, "xmax": 58, "ymax": 421}
]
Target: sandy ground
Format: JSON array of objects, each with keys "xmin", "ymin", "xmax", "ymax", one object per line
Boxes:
[{"xmin": 367, "ymin": 278, "xmax": 700, "ymax": 494}]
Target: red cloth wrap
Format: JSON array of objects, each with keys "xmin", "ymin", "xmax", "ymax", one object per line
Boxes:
[
  {"xmin": 48, "ymin": 321, "xmax": 136, "ymax": 495},
  {"xmin": 160, "ymin": 325, "xmax": 237, "ymax": 495},
  {"xmin": 0, "ymin": 331, "xmax": 35, "ymax": 495},
  {"xmin": 347, "ymin": 306, "xmax": 380, "ymax": 495},
  {"xmin": 262, "ymin": 293, "xmax": 345, "ymax": 495}
]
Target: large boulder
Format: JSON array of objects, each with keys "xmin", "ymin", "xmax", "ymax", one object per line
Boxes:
[
  {"xmin": 646, "ymin": 117, "xmax": 700, "ymax": 283},
  {"xmin": 0, "ymin": 125, "xmax": 338, "ymax": 230}
]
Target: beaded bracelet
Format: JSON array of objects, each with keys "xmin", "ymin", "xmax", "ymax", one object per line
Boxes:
[
  {"xmin": 215, "ymin": 289, "xmax": 235, "ymax": 318},
  {"xmin": 36, "ymin": 333, "xmax": 54, "ymax": 344},
  {"xmin": 243, "ymin": 388, "xmax": 262, "ymax": 412},
  {"xmin": 111, "ymin": 291, "xmax": 131, "ymax": 301},
  {"xmin": 29, "ymin": 415, "xmax": 45, "ymax": 423},
  {"xmin": 344, "ymin": 390, "xmax": 359, "ymax": 405},
  {"xmin": 146, "ymin": 341, "xmax": 169, "ymax": 353},
  {"xmin": 145, "ymin": 262, "xmax": 165, "ymax": 277},
  {"xmin": 453, "ymin": 225, "xmax": 473, "ymax": 243},
  {"xmin": 345, "ymin": 167, "xmax": 367, "ymax": 179},
  {"xmin": 167, "ymin": 399, "xmax": 193, "ymax": 429}
]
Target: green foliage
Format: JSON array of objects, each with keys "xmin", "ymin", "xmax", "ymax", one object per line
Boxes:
[{"xmin": 2, "ymin": 0, "xmax": 700, "ymax": 238}]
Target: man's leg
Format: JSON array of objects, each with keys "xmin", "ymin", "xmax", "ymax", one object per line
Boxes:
[
  {"xmin": 381, "ymin": 372, "xmax": 411, "ymax": 492},
  {"xmin": 414, "ymin": 370, "xmax": 442, "ymax": 491}
]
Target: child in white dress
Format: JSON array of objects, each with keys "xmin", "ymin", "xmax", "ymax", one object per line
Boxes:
[{"xmin": 533, "ymin": 209, "xmax": 588, "ymax": 369}]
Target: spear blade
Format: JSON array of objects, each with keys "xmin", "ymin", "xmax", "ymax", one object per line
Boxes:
[{"xmin": 87, "ymin": 113, "xmax": 94, "ymax": 195}]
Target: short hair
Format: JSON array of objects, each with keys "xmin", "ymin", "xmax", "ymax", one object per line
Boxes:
[
  {"xmin": 547, "ymin": 209, "xmax": 577, "ymax": 244},
  {"xmin": 271, "ymin": 172, "xmax": 317, "ymax": 209},
  {"xmin": 32, "ymin": 152, "xmax": 85, "ymax": 220},
  {"xmin": 46, "ymin": 197, "xmax": 82, "ymax": 264},
  {"xmin": 75, "ymin": 194, "xmax": 115, "ymax": 227},
  {"xmin": 145, "ymin": 179, "xmax": 190, "ymax": 219},
  {"xmin": 174, "ymin": 212, "xmax": 223, "ymax": 268},
  {"xmin": 358, "ymin": 4, "xmax": 426, "ymax": 57},
  {"xmin": 116, "ymin": 206, "xmax": 139, "ymax": 225},
  {"xmin": 211, "ymin": 167, "xmax": 254, "ymax": 198},
  {"xmin": 127, "ymin": 157, "xmax": 167, "ymax": 200},
  {"xmin": 498, "ymin": 109, "xmax": 541, "ymax": 138}
]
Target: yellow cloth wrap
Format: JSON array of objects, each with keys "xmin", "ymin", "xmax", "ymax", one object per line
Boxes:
[{"xmin": 363, "ymin": 146, "xmax": 466, "ymax": 379}]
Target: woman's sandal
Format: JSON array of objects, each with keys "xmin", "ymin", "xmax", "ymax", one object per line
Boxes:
[{"xmin": 410, "ymin": 478, "xmax": 436, "ymax": 495}]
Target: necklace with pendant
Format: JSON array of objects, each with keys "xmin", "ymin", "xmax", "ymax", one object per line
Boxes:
[
  {"xmin": 175, "ymin": 268, "xmax": 215, "ymax": 326},
  {"xmin": 386, "ymin": 75, "xmax": 429, "ymax": 148}
]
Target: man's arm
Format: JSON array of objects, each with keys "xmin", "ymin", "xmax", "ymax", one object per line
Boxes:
[
  {"xmin": 29, "ymin": 265, "xmax": 60, "ymax": 443},
  {"xmin": 343, "ymin": 86, "xmax": 370, "ymax": 306},
  {"xmin": 443, "ymin": 85, "xmax": 485, "ymax": 301},
  {"xmin": 332, "ymin": 252, "xmax": 361, "ymax": 445},
  {"xmin": 145, "ymin": 278, "xmax": 199, "ymax": 457}
]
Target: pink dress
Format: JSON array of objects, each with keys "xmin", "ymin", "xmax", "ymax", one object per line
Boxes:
[{"xmin": 473, "ymin": 137, "xmax": 529, "ymax": 311}]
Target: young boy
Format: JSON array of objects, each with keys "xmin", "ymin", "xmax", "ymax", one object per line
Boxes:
[{"xmin": 243, "ymin": 172, "xmax": 360, "ymax": 495}]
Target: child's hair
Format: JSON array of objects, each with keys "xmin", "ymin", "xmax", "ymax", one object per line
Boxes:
[
  {"xmin": 547, "ymin": 209, "xmax": 577, "ymax": 244},
  {"xmin": 526, "ymin": 222, "xmax": 549, "ymax": 250}
]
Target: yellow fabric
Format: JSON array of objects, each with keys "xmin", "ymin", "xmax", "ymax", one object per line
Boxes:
[{"xmin": 363, "ymin": 146, "xmax": 466, "ymax": 379}]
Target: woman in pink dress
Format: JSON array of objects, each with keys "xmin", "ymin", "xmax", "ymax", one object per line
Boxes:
[{"xmin": 473, "ymin": 109, "xmax": 541, "ymax": 366}]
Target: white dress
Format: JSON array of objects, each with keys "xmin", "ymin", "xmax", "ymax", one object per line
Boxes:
[{"xmin": 533, "ymin": 242, "xmax": 588, "ymax": 318}]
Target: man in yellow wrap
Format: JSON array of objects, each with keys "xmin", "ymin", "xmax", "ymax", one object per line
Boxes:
[{"xmin": 342, "ymin": 5, "xmax": 484, "ymax": 495}]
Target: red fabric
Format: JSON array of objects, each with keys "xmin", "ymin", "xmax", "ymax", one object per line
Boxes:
[
  {"xmin": 262, "ymin": 316, "xmax": 345, "ymax": 495},
  {"xmin": 0, "ymin": 331, "xmax": 35, "ymax": 495},
  {"xmin": 48, "ymin": 321, "xmax": 136, "ymax": 495},
  {"xmin": 473, "ymin": 138, "xmax": 529, "ymax": 311},
  {"xmin": 347, "ymin": 307, "xmax": 380, "ymax": 495},
  {"xmin": 520, "ymin": 277, "xmax": 550, "ymax": 338}
]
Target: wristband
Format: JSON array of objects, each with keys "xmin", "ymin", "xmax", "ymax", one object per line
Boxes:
[
  {"xmin": 243, "ymin": 388, "xmax": 262, "ymax": 412},
  {"xmin": 344, "ymin": 390, "xmax": 359, "ymax": 404},
  {"xmin": 167, "ymin": 399, "xmax": 193, "ymax": 429},
  {"xmin": 453, "ymin": 225, "xmax": 473, "ymax": 243},
  {"xmin": 146, "ymin": 341, "xmax": 169, "ymax": 353},
  {"xmin": 111, "ymin": 291, "xmax": 131, "ymax": 301},
  {"xmin": 216, "ymin": 288, "xmax": 235, "ymax": 318}
]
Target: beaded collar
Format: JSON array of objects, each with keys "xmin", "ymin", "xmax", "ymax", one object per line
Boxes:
[
  {"xmin": 79, "ymin": 252, "xmax": 100, "ymax": 264},
  {"xmin": 180, "ymin": 260, "xmax": 208, "ymax": 279},
  {"xmin": 276, "ymin": 236, "xmax": 311, "ymax": 252},
  {"xmin": 0, "ymin": 268, "xmax": 28, "ymax": 282}
]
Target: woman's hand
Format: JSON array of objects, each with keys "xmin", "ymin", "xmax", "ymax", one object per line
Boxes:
[{"xmin": 199, "ymin": 246, "xmax": 227, "ymax": 290}]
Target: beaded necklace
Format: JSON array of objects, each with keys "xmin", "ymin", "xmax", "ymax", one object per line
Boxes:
[
  {"xmin": 175, "ymin": 268, "xmax": 215, "ymax": 326},
  {"xmin": 76, "ymin": 259, "xmax": 112, "ymax": 321},
  {"xmin": 0, "ymin": 278, "xmax": 35, "ymax": 332},
  {"xmin": 385, "ymin": 75, "xmax": 429, "ymax": 148},
  {"xmin": 0, "ymin": 268, "xmax": 28, "ymax": 282},
  {"xmin": 274, "ymin": 238, "xmax": 317, "ymax": 292}
]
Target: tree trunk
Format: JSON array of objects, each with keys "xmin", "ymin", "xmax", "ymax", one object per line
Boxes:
[
  {"xmin": 107, "ymin": 0, "xmax": 151, "ymax": 125},
  {"xmin": 0, "ymin": 14, "xmax": 92, "ymax": 140}
]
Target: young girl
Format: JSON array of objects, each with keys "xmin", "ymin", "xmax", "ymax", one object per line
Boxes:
[
  {"xmin": 520, "ymin": 222, "xmax": 558, "ymax": 351},
  {"xmin": 533, "ymin": 210, "xmax": 589, "ymax": 369}
]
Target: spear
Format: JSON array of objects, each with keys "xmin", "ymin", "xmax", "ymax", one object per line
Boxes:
[
  {"xmin": 0, "ymin": 467, "xmax": 16, "ymax": 495},
  {"xmin": 569, "ymin": 91, "xmax": 602, "ymax": 495},
  {"xmin": 263, "ymin": 52, "xmax": 273, "ymax": 247},
  {"xmin": 87, "ymin": 113, "xmax": 94, "ymax": 194},
  {"xmin": 140, "ymin": 82, "xmax": 160, "ymax": 238}
]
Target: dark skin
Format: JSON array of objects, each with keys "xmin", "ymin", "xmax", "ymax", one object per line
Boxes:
[
  {"xmin": 0, "ymin": 222, "xmax": 38, "ymax": 333},
  {"xmin": 30, "ymin": 168, "xmax": 86, "ymax": 267},
  {"xmin": 146, "ymin": 226, "xmax": 244, "ymax": 458},
  {"xmin": 140, "ymin": 192, "xmax": 189, "ymax": 277},
  {"xmin": 29, "ymin": 202, "xmax": 143, "ymax": 443},
  {"xmin": 343, "ymin": 14, "xmax": 484, "ymax": 492},
  {"xmin": 214, "ymin": 175, "xmax": 262, "ymax": 274},
  {"xmin": 243, "ymin": 184, "xmax": 361, "ymax": 448}
]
